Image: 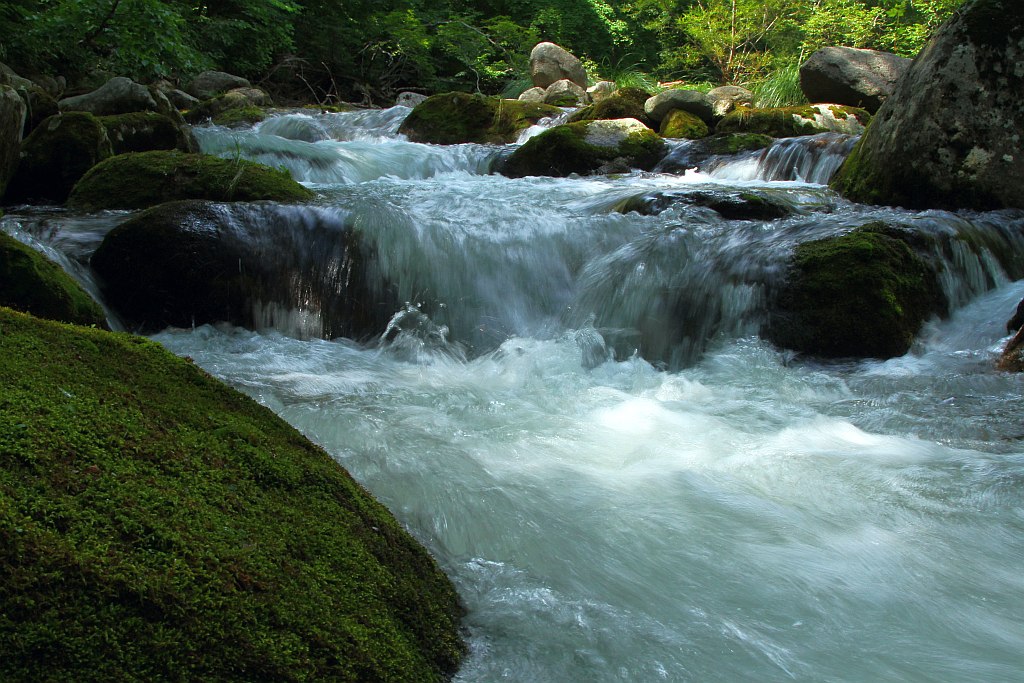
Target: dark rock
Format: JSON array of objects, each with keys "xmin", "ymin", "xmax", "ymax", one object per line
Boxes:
[
  {"xmin": 645, "ymin": 89, "xmax": 714, "ymax": 124},
  {"xmin": 0, "ymin": 85, "xmax": 26, "ymax": 199},
  {"xmin": 568, "ymin": 88, "xmax": 655, "ymax": 129},
  {"xmin": 800, "ymin": 47, "xmax": 911, "ymax": 114},
  {"xmin": 1006, "ymin": 297, "xmax": 1024, "ymax": 333},
  {"xmin": 614, "ymin": 189, "xmax": 793, "ymax": 220},
  {"xmin": 186, "ymin": 70, "xmax": 251, "ymax": 100},
  {"xmin": 58, "ymin": 77, "xmax": 159, "ymax": 116},
  {"xmin": 831, "ymin": 0, "xmax": 1024, "ymax": 210},
  {"xmin": 99, "ymin": 112, "xmax": 195, "ymax": 154},
  {"xmin": 398, "ymin": 92, "xmax": 560, "ymax": 145},
  {"xmin": 530, "ymin": 42, "xmax": 587, "ymax": 89}
]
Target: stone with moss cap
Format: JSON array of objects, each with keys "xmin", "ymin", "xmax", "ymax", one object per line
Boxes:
[
  {"xmin": 0, "ymin": 307, "xmax": 465, "ymax": 681},
  {"xmin": 567, "ymin": 87, "xmax": 655, "ymax": 129},
  {"xmin": 764, "ymin": 222, "xmax": 945, "ymax": 359},
  {"xmin": 659, "ymin": 109, "xmax": 709, "ymax": 139},
  {"xmin": 831, "ymin": 0, "xmax": 1024, "ymax": 210},
  {"xmin": 98, "ymin": 111, "xmax": 195, "ymax": 155},
  {"xmin": 717, "ymin": 104, "xmax": 870, "ymax": 137},
  {"xmin": 0, "ymin": 231, "xmax": 105, "ymax": 326},
  {"xmin": 67, "ymin": 150, "xmax": 313, "ymax": 212},
  {"xmin": 398, "ymin": 92, "xmax": 560, "ymax": 145},
  {"xmin": 502, "ymin": 118, "xmax": 667, "ymax": 178}
]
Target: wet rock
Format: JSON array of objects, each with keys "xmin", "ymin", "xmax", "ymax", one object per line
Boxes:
[
  {"xmin": 717, "ymin": 104, "xmax": 870, "ymax": 137},
  {"xmin": 568, "ymin": 88, "xmax": 655, "ymax": 129},
  {"xmin": 530, "ymin": 42, "xmax": 587, "ymax": 89},
  {"xmin": 800, "ymin": 47, "xmax": 911, "ymax": 114},
  {"xmin": 98, "ymin": 111, "xmax": 196, "ymax": 155},
  {"xmin": 614, "ymin": 189, "xmax": 793, "ymax": 220},
  {"xmin": 398, "ymin": 92, "xmax": 559, "ymax": 144},
  {"xmin": 831, "ymin": 0, "xmax": 1024, "ymax": 210},
  {"xmin": 186, "ymin": 70, "xmax": 251, "ymax": 100}
]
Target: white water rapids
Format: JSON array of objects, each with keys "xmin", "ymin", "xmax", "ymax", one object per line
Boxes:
[{"xmin": 5, "ymin": 107, "xmax": 1024, "ymax": 681}]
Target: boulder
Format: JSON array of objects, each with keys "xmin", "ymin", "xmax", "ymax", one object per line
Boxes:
[
  {"xmin": 530, "ymin": 42, "xmax": 587, "ymax": 89},
  {"xmin": 501, "ymin": 118, "xmax": 667, "ymax": 178},
  {"xmin": 645, "ymin": 89, "xmax": 714, "ymax": 124},
  {"xmin": 5, "ymin": 112, "xmax": 113, "ymax": 204},
  {"xmin": 165, "ymin": 88, "xmax": 200, "ymax": 110},
  {"xmin": 0, "ymin": 62, "xmax": 34, "ymax": 90},
  {"xmin": 186, "ymin": 70, "xmax": 251, "ymax": 100},
  {"xmin": 587, "ymin": 80, "xmax": 617, "ymax": 103},
  {"xmin": 518, "ymin": 87, "xmax": 547, "ymax": 103},
  {"xmin": 543, "ymin": 78, "xmax": 588, "ymax": 106},
  {"xmin": 614, "ymin": 189, "xmax": 793, "ymax": 220},
  {"xmin": 653, "ymin": 133, "xmax": 773, "ymax": 173},
  {"xmin": 998, "ymin": 324, "xmax": 1024, "ymax": 371},
  {"xmin": 659, "ymin": 109, "xmax": 709, "ymax": 139},
  {"xmin": 90, "ymin": 200, "xmax": 390, "ymax": 339},
  {"xmin": 98, "ymin": 112, "xmax": 196, "ymax": 154},
  {"xmin": 764, "ymin": 222, "xmax": 945, "ymax": 359},
  {"xmin": 397, "ymin": 92, "xmax": 560, "ymax": 144},
  {"xmin": 716, "ymin": 104, "xmax": 870, "ymax": 137},
  {"xmin": 68, "ymin": 150, "xmax": 314, "ymax": 212},
  {"xmin": 707, "ymin": 85, "xmax": 754, "ymax": 117},
  {"xmin": 0, "ymin": 85, "xmax": 26, "ymax": 198},
  {"xmin": 831, "ymin": 0, "xmax": 1024, "ymax": 210},
  {"xmin": 18, "ymin": 85, "xmax": 59, "ymax": 137},
  {"xmin": 396, "ymin": 91, "xmax": 428, "ymax": 108},
  {"xmin": 568, "ymin": 87, "xmax": 654, "ymax": 128},
  {"xmin": 58, "ymin": 76, "xmax": 159, "ymax": 116},
  {"xmin": 0, "ymin": 231, "xmax": 106, "ymax": 326},
  {"xmin": 800, "ymin": 47, "xmax": 911, "ymax": 114}
]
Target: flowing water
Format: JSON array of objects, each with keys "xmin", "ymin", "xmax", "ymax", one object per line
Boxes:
[{"xmin": 4, "ymin": 108, "xmax": 1024, "ymax": 681}]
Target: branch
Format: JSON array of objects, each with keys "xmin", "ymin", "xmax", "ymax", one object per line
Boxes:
[{"xmin": 79, "ymin": 0, "xmax": 122, "ymax": 48}]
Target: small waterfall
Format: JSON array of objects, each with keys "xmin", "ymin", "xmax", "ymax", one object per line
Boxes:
[
  {"xmin": 515, "ymin": 108, "xmax": 576, "ymax": 143},
  {"xmin": 708, "ymin": 133, "xmax": 858, "ymax": 184}
]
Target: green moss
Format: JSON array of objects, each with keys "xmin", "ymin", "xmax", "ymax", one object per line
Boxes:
[
  {"xmin": 502, "ymin": 121, "xmax": 666, "ymax": 178},
  {"xmin": 0, "ymin": 308, "xmax": 465, "ymax": 681},
  {"xmin": 212, "ymin": 106, "xmax": 268, "ymax": 127},
  {"xmin": 704, "ymin": 133, "xmax": 774, "ymax": 155},
  {"xmin": 659, "ymin": 109, "xmax": 709, "ymax": 139},
  {"xmin": 98, "ymin": 112, "xmax": 187, "ymax": 154},
  {"xmin": 568, "ymin": 90, "xmax": 654, "ymax": 128},
  {"xmin": 765, "ymin": 222, "xmax": 945, "ymax": 358},
  {"xmin": 67, "ymin": 151, "xmax": 314, "ymax": 212},
  {"xmin": 716, "ymin": 105, "xmax": 823, "ymax": 137},
  {"xmin": 0, "ymin": 232, "xmax": 106, "ymax": 326},
  {"xmin": 397, "ymin": 92, "xmax": 560, "ymax": 144}
]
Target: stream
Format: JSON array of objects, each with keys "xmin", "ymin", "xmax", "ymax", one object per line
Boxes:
[{"xmin": 3, "ymin": 106, "xmax": 1024, "ymax": 681}]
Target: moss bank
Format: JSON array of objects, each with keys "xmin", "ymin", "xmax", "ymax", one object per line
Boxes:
[
  {"xmin": 67, "ymin": 150, "xmax": 314, "ymax": 211},
  {"xmin": 717, "ymin": 105, "xmax": 869, "ymax": 137},
  {"xmin": 0, "ymin": 307, "xmax": 465, "ymax": 681},
  {"xmin": 397, "ymin": 92, "xmax": 560, "ymax": 144}
]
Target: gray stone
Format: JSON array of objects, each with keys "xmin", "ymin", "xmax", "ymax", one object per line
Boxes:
[
  {"xmin": 587, "ymin": 81, "xmax": 617, "ymax": 103},
  {"xmin": 166, "ymin": 89, "xmax": 200, "ymax": 110},
  {"xmin": 707, "ymin": 85, "xmax": 753, "ymax": 117},
  {"xmin": 645, "ymin": 89, "xmax": 714, "ymax": 124},
  {"xmin": 832, "ymin": 0, "xmax": 1024, "ymax": 210},
  {"xmin": 518, "ymin": 87, "xmax": 547, "ymax": 103},
  {"xmin": 0, "ymin": 85, "xmax": 26, "ymax": 198},
  {"xmin": 530, "ymin": 42, "xmax": 587, "ymax": 89},
  {"xmin": 186, "ymin": 71, "xmax": 251, "ymax": 100},
  {"xmin": 58, "ymin": 77, "xmax": 158, "ymax": 116},
  {"xmin": 396, "ymin": 91, "xmax": 427, "ymax": 108},
  {"xmin": 0, "ymin": 63, "xmax": 34, "ymax": 90},
  {"xmin": 800, "ymin": 47, "xmax": 911, "ymax": 114},
  {"xmin": 544, "ymin": 79, "xmax": 588, "ymax": 106}
]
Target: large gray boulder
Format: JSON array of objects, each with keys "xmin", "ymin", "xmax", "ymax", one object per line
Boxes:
[
  {"xmin": 645, "ymin": 89, "xmax": 714, "ymax": 124},
  {"xmin": 0, "ymin": 85, "xmax": 26, "ymax": 198},
  {"xmin": 530, "ymin": 42, "xmax": 587, "ymax": 89},
  {"xmin": 58, "ymin": 76, "xmax": 158, "ymax": 116},
  {"xmin": 832, "ymin": 0, "xmax": 1024, "ymax": 210},
  {"xmin": 186, "ymin": 71, "xmax": 251, "ymax": 100},
  {"xmin": 707, "ymin": 85, "xmax": 753, "ymax": 117},
  {"xmin": 800, "ymin": 47, "xmax": 911, "ymax": 114}
]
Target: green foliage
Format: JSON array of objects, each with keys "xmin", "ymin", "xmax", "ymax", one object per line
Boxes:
[{"xmin": 751, "ymin": 63, "xmax": 807, "ymax": 108}]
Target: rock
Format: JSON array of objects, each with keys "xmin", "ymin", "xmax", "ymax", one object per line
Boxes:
[
  {"xmin": 659, "ymin": 109, "xmax": 709, "ymax": 139},
  {"xmin": 0, "ymin": 62, "xmax": 34, "ymax": 90},
  {"xmin": 997, "ymin": 325, "xmax": 1024, "ymax": 371},
  {"xmin": 716, "ymin": 104, "xmax": 870, "ymax": 137},
  {"xmin": 518, "ymin": 87, "xmax": 547, "ymax": 103},
  {"xmin": 98, "ymin": 112, "xmax": 196, "ymax": 155},
  {"xmin": 800, "ymin": 47, "xmax": 911, "ymax": 114},
  {"xmin": 501, "ymin": 118, "xmax": 667, "ymax": 178},
  {"xmin": 587, "ymin": 80, "xmax": 617, "ymax": 103},
  {"xmin": 567, "ymin": 87, "xmax": 654, "ymax": 128},
  {"xmin": 543, "ymin": 79, "xmax": 588, "ymax": 106},
  {"xmin": 165, "ymin": 88, "xmax": 200, "ymax": 110},
  {"xmin": 1006, "ymin": 297, "xmax": 1024, "ymax": 332},
  {"xmin": 653, "ymin": 133, "xmax": 773, "ymax": 173},
  {"xmin": 5, "ymin": 112, "xmax": 113, "ymax": 204},
  {"xmin": 614, "ymin": 189, "xmax": 794, "ymax": 220},
  {"xmin": 90, "ymin": 200, "xmax": 390, "ymax": 339},
  {"xmin": 764, "ymin": 222, "xmax": 945, "ymax": 359},
  {"xmin": 831, "ymin": 0, "xmax": 1024, "ymax": 210},
  {"xmin": 186, "ymin": 70, "xmax": 251, "ymax": 100},
  {"xmin": 707, "ymin": 85, "xmax": 754, "ymax": 117},
  {"xmin": 18, "ymin": 85, "xmax": 59, "ymax": 137},
  {"xmin": 0, "ymin": 85, "xmax": 26, "ymax": 198},
  {"xmin": 0, "ymin": 231, "xmax": 106, "ymax": 326},
  {"xmin": 183, "ymin": 88, "xmax": 273, "ymax": 126},
  {"xmin": 530, "ymin": 42, "xmax": 588, "ymax": 89},
  {"xmin": 68, "ymin": 150, "xmax": 314, "ymax": 211},
  {"xmin": 58, "ymin": 76, "xmax": 159, "ymax": 116},
  {"xmin": 27, "ymin": 73, "xmax": 65, "ymax": 99},
  {"xmin": 644, "ymin": 89, "xmax": 714, "ymax": 124},
  {"xmin": 396, "ymin": 91, "xmax": 427, "ymax": 108},
  {"xmin": 397, "ymin": 92, "xmax": 560, "ymax": 144}
]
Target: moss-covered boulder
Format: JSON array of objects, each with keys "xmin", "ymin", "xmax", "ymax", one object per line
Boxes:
[
  {"xmin": 14, "ymin": 84, "xmax": 58, "ymax": 138},
  {"xmin": 567, "ymin": 87, "xmax": 655, "ymax": 128},
  {"xmin": 397, "ymin": 92, "xmax": 560, "ymax": 145},
  {"xmin": 502, "ymin": 118, "xmax": 667, "ymax": 178},
  {"xmin": 0, "ymin": 85, "xmax": 26, "ymax": 199},
  {"xmin": 659, "ymin": 109, "xmax": 709, "ymax": 139},
  {"xmin": 0, "ymin": 307, "xmax": 465, "ymax": 681},
  {"xmin": 0, "ymin": 231, "xmax": 105, "ymax": 326},
  {"xmin": 98, "ymin": 112, "xmax": 194, "ymax": 155},
  {"xmin": 90, "ymin": 200, "xmax": 392, "ymax": 338},
  {"xmin": 67, "ymin": 150, "xmax": 313, "ymax": 211},
  {"xmin": 764, "ymin": 222, "xmax": 945, "ymax": 359},
  {"xmin": 4, "ymin": 112, "xmax": 114, "ymax": 205},
  {"xmin": 716, "ymin": 104, "xmax": 870, "ymax": 137},
  {"xmin": 183, "ymin": 88, "xmax": 273, "ymax": 126}
]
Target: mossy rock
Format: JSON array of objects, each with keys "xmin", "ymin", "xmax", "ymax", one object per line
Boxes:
[
  {"xmin": 183, "ymin": 89, "xmax": 272, "ymax": 125},
  {"xmin": 16, "ymin": 84, "xmax": 59, "ymax": 137},
  {"xmin": 4, "ymin": 112, "xmax": 113, "ymax": 204},
  {"xmin": 0, "ymin": 307, "xmax": 465, "ymax": 681},
  {"xmin": 764, "ymin": 222, "xmax": 945, "ymax": 359},
  {"xmin": 98, "ymin": 111, "xmax": 193, "ymax": 154},
  {"xmin": 717, "ymin": 104, "xmax": 870, "ymax": 137},
  {"xmin": 501, "ymin": 119, "xmax": 667, "ymax": 178},
  {"xmin": 704, "ymin": 133, "xmax": 774, "ymax": 155},
  {"xmin": 659, "ymin": 109, "xmax": 709, "ymax": 139},
  {"xmin": 567, "ymin": 88, "xmax": 655, "ymax": 128},
  {"xmin": 614, "ymin": 189, "xmax": 793, "ymax": 220},
  {"xmin": 67, "ymin": 150, "xmax": 313, "ymax": 211},
  {"xmin": 397, "ymin": 92, "xmax": 560, "ymax": 145},
  {"xmin": 212, "ymin": 106, "xmax": 268, "ymax": 127},
  {"xmin": 0, "ymin": 231, "xmax": 105, "ymax": 326}
]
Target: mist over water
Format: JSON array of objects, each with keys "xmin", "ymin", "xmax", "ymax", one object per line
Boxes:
[{"xmin": 7, "ymin": 106, "xmax": 1024, "ymax": 681}]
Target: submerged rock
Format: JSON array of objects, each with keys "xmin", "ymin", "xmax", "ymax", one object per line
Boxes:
[
  {"xmin": 0, "ymin": 231, "xmax": 106, "ymax": 326},
  {"xmin": 530, "ymin": 42, "xmax": 587, "ymax": 89},
  {"xmin": 614, "ymin": 189, "xmax": 793, "ymax": 220},
  {"xmin": 764, "ymin": 222, "xmax": 945, "ymax": 359},
  {"xmin": 501, "ymin": 118, "xmax": 667, "ymax": 178},
  {"xmin": 68, "ymin": 150, "xmax": 313, "ymax": 211},
  {"xmin": 799, "ymin": 47, "xmax": 911, "ymax": 114},
  {"xmin": 398, "ymin": 92, "xmax": 559, "ymax": 144},
  {"xmin": 716, "ymin": 104, "xmax": 870, "ymax": 137},
  {"xmin": 831, "ymin": 0, "xmax": 1024, "ymax": 210}
]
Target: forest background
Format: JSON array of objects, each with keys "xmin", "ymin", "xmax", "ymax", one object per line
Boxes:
[{"xmin": 0, "ymin": 0, "xmax": 964, "ymax": 105}]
